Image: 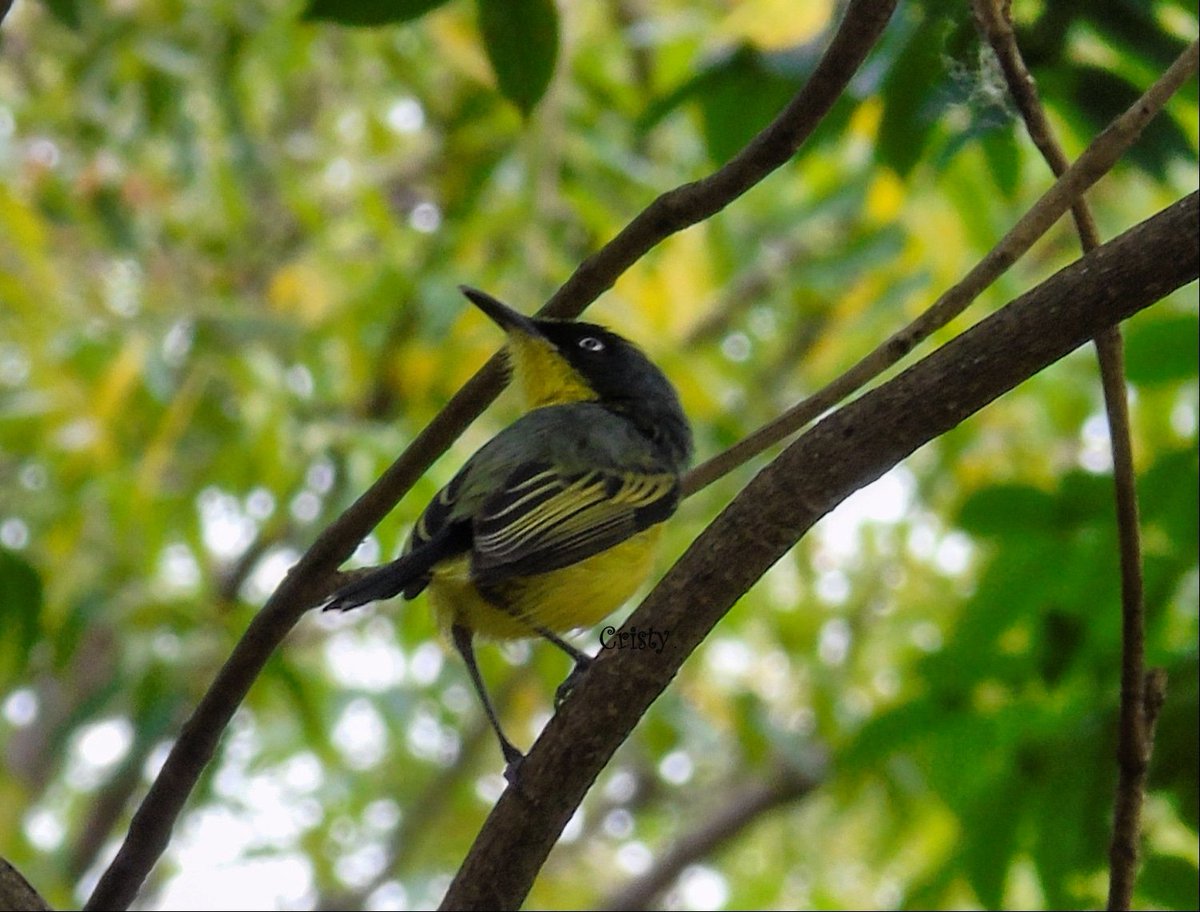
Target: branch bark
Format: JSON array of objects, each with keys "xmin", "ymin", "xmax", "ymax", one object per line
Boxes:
[
  {"xmin": 81, "ymin": 3, "xmax": 898, "ymax": 908},
  {"xmin": 0, "ymin": 857, "xmax": 51, "ymax": 912},
  {"xmin": 439, "ymin": 192, "xmax": 1199, "ymax": 910}
]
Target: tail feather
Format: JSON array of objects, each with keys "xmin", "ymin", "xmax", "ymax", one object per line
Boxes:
[
  {"xmin": 322, "ymin": 554, "xmax": 420, "ymax": 612},
  {"xmin": 322, "ymin": 524, "xmax": 467, "ymax": 613}
]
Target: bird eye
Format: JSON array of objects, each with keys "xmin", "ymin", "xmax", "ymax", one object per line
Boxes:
[{"xmin": 578, "ymin": 336, "xmax": 605, "ymax": 352}]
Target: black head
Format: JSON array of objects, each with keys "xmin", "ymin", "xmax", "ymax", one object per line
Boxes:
[{"xmin": 461, "ymin": 286, "xmax": 693, "ymax": 471}]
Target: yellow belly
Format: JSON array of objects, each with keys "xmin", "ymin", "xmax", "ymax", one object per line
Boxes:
[{"xmin": 427, "ymin": 526, "xmax": 663, "ymax": 640}]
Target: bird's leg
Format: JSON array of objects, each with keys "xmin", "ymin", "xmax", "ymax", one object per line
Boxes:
[
  {"xmin": 534, "ymin": 627, "xmax": 594, "ymax": 708},
  {"xmin": 451, "ymin": 624, "xmax": 525, "ymax": 783}
]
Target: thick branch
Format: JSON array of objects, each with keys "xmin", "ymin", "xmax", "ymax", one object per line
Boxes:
[
  {"xmin": 0, "ymin": 858, "xmax": 51, "ymax": 912},
  {"xmin": 81, "ymin": 4, "xmax": 898, "ymax": 908},
  {"xmin": 440, "ymin": 193, "xmax": 1199, "ymax": 910}
]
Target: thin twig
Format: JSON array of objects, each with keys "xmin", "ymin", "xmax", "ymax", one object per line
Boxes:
[
  {"xmin": 440, "ymin": 194, "xmax": 1199, "ymax": 910},
  {"xmin": 1098, "ymin": 331, "xmax": 1155, "ymax": 912},
  {"xmin": 81, "ymin": 3, "xmax": 898, "ymax": 908},
  {"xmin": 682, "ymin": 38, "xmax": 1200, "ymax": 497},
  {"xmin": 969, "ymin": 4, "xmax": 1166, "ymax": 907}
]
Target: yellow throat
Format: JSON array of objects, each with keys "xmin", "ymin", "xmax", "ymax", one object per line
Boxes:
[{"xmin": 506, "ymin": 332, "xmax": 596, "ymax": 408}]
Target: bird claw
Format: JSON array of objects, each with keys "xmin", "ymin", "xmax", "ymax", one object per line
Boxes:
[
  {"xmin": 503, "ymin": 749, "xmax": 526, "ymax": 787},
  {"xmin": 554, "ymin": 656, "xmax": 593, "ymax": 708}
]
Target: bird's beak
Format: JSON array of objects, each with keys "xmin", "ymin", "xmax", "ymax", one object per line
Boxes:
[{"xmin": 460, "ymin": 286, "xmax": 542, "ymax": 338}]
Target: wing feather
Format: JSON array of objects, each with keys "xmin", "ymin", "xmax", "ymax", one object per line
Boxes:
[{"xmin": 471, "ymin": 462, "xmax": 679, "ymax": 584}]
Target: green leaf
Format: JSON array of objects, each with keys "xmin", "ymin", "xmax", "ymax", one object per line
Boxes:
[
  {"xmin": 0, "ymin": 549, "xmax": 42, "ymax": 678},
  {"xmin": 1031, "ymin": 740, "xmax": 1113, "ymax": 908},
  {"xmin": 638, "ymin": 45, "xmax": 808, "ymax": 165},
  {"xmin": 1138, "ymin": 853, "xmax": 1200, "ymax": 910},
  {"xmin": 840, "ymin": 699, "xmax": 937, "ymax": 771},
  {"xmin": 476, "ymin": 0, "xmax": 559, "ymax": 116},
  {"xmin": 1037, "ymin": 611, "xmax": 1085, "ymax": 684},
  {"xmin": 696, "ymin": 47, "xmax": 806, "ymax": 166},
  {"xmin": 956, "ymin": 484, "xmax": 1057, "ymax": 536},
  {"xmin": 40, "ymin": 0, "xmax": 82, "ymax": 29},
  {"xmin": 1069, "ymin": 65, "xmax": 1194, "ymax": 175},
  {"xmin": 960, "ymin": 784, "xmax": 1021, "ymax": 907},
  {"xmin": 1140, "ymin": 447, "xmax": 1200, "ymax": 550},
  {"xmin": 1081, "ymin": 0, "xmax": 1193, "ymax": 73},
  {"xmin": 92, "ymin": 186, "xmax": 138, "ymax": 251},
  {"xmin": 1148, "ymin": 654, "xmax": 1199, "ymax": 830},
  {"xmin": 303, "ymin": 0, "xmax": 452, "ymax": 26},
  {"xmin": 1056, "ymin": 470, "xmax": 1113, "ymax": 528},
  {"xmin": 1124, "ymin": 314, "xmax": 1200, "ymax": 386},
  {"xmin": 877, "ymin": 13, "xmax": 953, "ymax": 177},
  {"xmin": 979, "ymin": 124, "xmax": 1021, "ymax": 199}
]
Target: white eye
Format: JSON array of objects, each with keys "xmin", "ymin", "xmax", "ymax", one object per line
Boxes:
[{"xmin": 578, "ymin": 336, "xmax": 605, "ymax": 352}]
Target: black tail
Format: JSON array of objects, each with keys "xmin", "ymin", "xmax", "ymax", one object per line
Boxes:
[
  {"xmin": 323, "ymin": 525, "xmax": 466, "ymax": 612},
  {"xmin": 321, "ymin": 552, "xmax": 424, "ymax": 612}
]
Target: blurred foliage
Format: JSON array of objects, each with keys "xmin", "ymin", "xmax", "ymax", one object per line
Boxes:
[{"xmin": 0, "ymin": 0, "xmax": 1197, "ymax": 909}]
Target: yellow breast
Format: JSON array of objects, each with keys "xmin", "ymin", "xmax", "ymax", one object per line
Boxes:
[{"xmin": 427, "ymin": 525, "xmax": 664, "ymax": 641}]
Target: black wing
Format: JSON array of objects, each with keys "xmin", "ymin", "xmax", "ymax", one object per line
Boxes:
[{"xmin": 470, "ymin": 462, "xmax": 679, "ymax": 585}]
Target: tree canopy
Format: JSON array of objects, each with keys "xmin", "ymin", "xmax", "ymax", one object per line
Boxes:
[{"xmin": 0, "ymin": 0, "xmax": 1196, "ymax": 909}]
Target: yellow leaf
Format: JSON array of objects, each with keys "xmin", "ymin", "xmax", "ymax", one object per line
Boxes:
[
  {"xmin": 717, "ymin": 0, "xmax": 835, "ymax": 51},
  {"xmin": 865, "ymin": 170, "xmax": 904, "ymax": 223},
  {"xmin": 267, "ymin": 262, "xmax": 333, "ymax": 325},
  {"xmin": 95, "ymin": 333, "xmax": 148, "ymax": 426},
  {"xmin": 612, "ymin": 228, "xmax": 714, "ymax": 339}
]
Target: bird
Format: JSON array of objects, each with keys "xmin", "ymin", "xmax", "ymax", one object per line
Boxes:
[{"xmin": 324, "ymin": 286, "xmax": 693, "ymax": 776}]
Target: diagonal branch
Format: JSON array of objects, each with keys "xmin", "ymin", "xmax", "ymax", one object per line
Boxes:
[
  {"xmin": 0, "ymin": 858, "xmax": 50, "ymax": 912},
  {"xmin": 440, "ymin": 194, "xmax": 1199, "ymax": 911},
  {"xmin": 81, "ymin": 3, "xmax": 898, "ymax": 908}
]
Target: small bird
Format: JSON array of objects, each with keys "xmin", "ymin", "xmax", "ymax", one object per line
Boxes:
[{"xmin": 325, "ymin": 286, "xmax": 693, "ymax": 775}]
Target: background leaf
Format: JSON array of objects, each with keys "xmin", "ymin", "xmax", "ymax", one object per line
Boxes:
[
  {"xmin": 0, "ymin": 1, "xmax": 1195, "ymax": 908},
  {"xmin": 0, "ymin": 549, "xmax": 42, "ymax": 679},
  {"xmin": 1124, "ymin": 314, "xmax": 1200, "ymax": 385},
  {"xmin": 303, "ymin": 0, "xmax": 452, "ymax": 26},
  {"xmin": 38, "ymin": 0, "xmax": 82, "ymax": 29},
  {"xmin": 476, "ymin": 0, "xmax": 559, "ymax": 115}
]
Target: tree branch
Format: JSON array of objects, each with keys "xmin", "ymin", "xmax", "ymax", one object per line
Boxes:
[
  {"xmin": 0, "ymin": 858, "xmax": 51, "ymax": 912},
  {"xmin": 683, "ymin": 38, "xmax": 1200, "ymax": 497},
  {"xmin": 440, "ymin": 194, "xmax": 1199, "ymax": 910},
  {"xmin": 81, "ymin": 3, "xmax": 899, "ymax": 908}
]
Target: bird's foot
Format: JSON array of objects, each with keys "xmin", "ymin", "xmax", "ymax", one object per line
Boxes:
[
  {"xmin": 502, "ymin": 744, "xmax": 526, "ymax": 788},
  {"xmin": 554, "ymin": 654, "xmax": 594, "ymax": 708}
]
